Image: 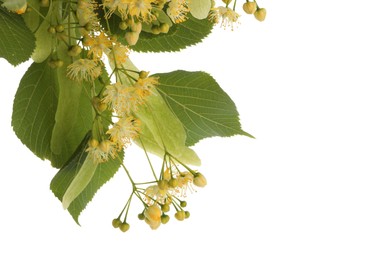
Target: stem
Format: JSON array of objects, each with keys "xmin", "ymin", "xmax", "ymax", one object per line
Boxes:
[{"xmin": 138, "ymin": 137, "xmax": 158, "ymax": 181}]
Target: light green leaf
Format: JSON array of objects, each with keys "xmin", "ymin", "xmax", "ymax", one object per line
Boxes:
[
  {"xmin": 31, "ymin": 6, "xmax": 53, "ymax": 63},
  {"xmin": 189, "ymin": 0, "xmax": 212, "ymax": 20},
  {"xmin": 155, "ymin": 70, "xmax": 254, "ymax": 146},
  {"xmin": 0, "ymin": 5, "xmax": 35, "ymax": 65},
  {"xmin": 62, "ymin": 153, "xmax": 98, "ymax": 209},
  {"xmin": 50, "ymin": 44, "xmax": 83, "ymax": 155},
  {"xmin": 50, "ymin": 133, "xmax": 123, "ymax": 224},
  {"xmin": 131, "ymin": 14, "xmax": 213, "ymax": 52},
  {"xmin": 134, "ymin": 91, "xmax": 201, "ymax": 166},
  {"xmin": 22, "ymin": 0, "xmax": 41, "ymax": 32}
]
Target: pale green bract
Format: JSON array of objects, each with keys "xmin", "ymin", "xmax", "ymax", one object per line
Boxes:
[
  {"xmin": 31, "ymin": 6, "xmax": 53, "ymax": 63},
  {"xmin": 134, "ymin": 91, "xmax": 201, "ymax": 166},
  {"xmin": 189, "ymin": 0, "xmax": 212, "ymax": 20},
  {"xmin": 62, "ymin": 153, "xmax": 98, "ymax": 209}
]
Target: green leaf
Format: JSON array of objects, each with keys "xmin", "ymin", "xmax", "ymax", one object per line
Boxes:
[
  {"xmin": 50, "ymin": 133, "xmax": 123, "ymax": 224},
  {"xmin": 31, "ymin": 6, "xmax": 53, "ymax": 63},
  {"xmin": 22, "ymin": 0, "xmax": 41, "ymax": 32},
  {"xmin": 12, "ymin": 59, "xmax": 109, "ymax": 168},
  {"xmin": 62, "ymin": 153, "xmax": 98, "ymax": 209},
  {"xmin": 50, "ymin": 44, "xmax": 83, "ymax": 155},
  {"xmin": 189, "ymin": 0, "xmax": 212, "ymax": 20},
  {"xmin": 0, "ymin": 5, "xmax": 35, "ymax": 65},
  {"xmin": 155, "ymin": 70, "xmax": 253, "ymax": 146},
  {"xmin": 12, "ymin": 61, "xmax": 57, "ymax": 160},
  {"xmin": 131, "ymin": 14, "xmax": 213, "ymax": 52},
  {"xmin": 134, "ymin": 91, "xmax": 201, "ymax": 166}
]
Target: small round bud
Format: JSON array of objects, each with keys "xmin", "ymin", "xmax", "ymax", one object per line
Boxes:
[
  {"xmin": 254, "ymin": 8, "xmax": 267, "ymax": 22},
  {"xmin": 97, "ymin": 102, "xmax": 107, "ymax": 113},
  {"xmin": 158, "ymin": 180, "xmax": 169, "ymax": 191},
  {"xmin": 119, "ymin": 21, "xmax": 128, "ymax": 30},
  {"xmin": 175, "ymin": 211, "xmax": 186, "ymax": 221},
  {"xmin": 47, "ymin": 26, "xmax": 56, "ymax": 34},
  {"xmin": 168, "ymin": 178, "xmax": 178, "ymax": 188},
  {"xmin": 162, "ymin": 168, "xmax": 171, "ymax": 181},
  {"xmin": 55, "ymin": 24, "xmax": 64, "ymax": 33},
  {"xmin": 112, "ymin": 218, "xmax": 122, "ymax": 228},
  {"xmin": 193, "ymin": 173, "xmax": 207, "ymax": 187},
  {"xmin": 119, "ymin": 222, "xmax": 130, "ymax": 232},
  {"xmin": 243, "ymin": 2, "xmax": 257, "ymax": 14},
  {"xmin": 222, "ymin": 0, "xmax": 232, "ymax": 4},
  {"xmin": 138, "ymin": 213, "xmax": 145, "ymax": 220},
  {"xmin": 40, "ymin": 0, "xmax": 50, "ymax": 7},
  {"xmin": 125, "ymin": 31, "xmax": 139, "ymax": 46},
  {"xmin": 161, "ymin": 204, "xmax": 170, "ymax": 212},
  {"xmin": 89, "ymin": 139, "xmax": 99, "ymax": 148},
  {"xmin": 151, "ymin": 25, "xmax": 161, "ymax": 35},
  {"xmin": 48, "ymin": 60, "xmax": 57, "ymax": 69},
  {"xmin": 67, "ymin": 45, "xmax": 82, "ymax": 57},
  {"xmin": 159, "ymin": 23, "xmax": 170, "ymax": 34},
  {"xmin": 180, "ymin": 201, "xmax": 187, "ymax": 207},
  {"xmin": 161, "ymin": 214, "xmax": 170, "ymax": 224},
  {"xmin": 99, "ymin": 140, "xmax": 112, "ymax": 153},
  {"xmin": 185, "ymin": 211, "xmax": 190, "ymax": 219},
  {"xmin": 139, "ymin": 70, "xmax": 149, "ymax": 79},
  {"xmin": 84, "ymin": 22, "xmax": 94, "ymax": 32},
  {"xmin": 54, "ymin": 60, "xmax": 64, "ymax": 68}
]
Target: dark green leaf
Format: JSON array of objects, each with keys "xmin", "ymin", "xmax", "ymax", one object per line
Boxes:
[
  {"xmin": 12, "ymin": 59, "xmax": 109, "ymax": 168},
  {"xmin": 132, "ymin": 15, "xmax": 214, "ymax": 52},
  {"xmin": 155, "ymin": 70, "xmax": 253, "ymax": 146},
  {"xmin": 0, "ymin": 5, "xmax": 35, "ymax": 65}
]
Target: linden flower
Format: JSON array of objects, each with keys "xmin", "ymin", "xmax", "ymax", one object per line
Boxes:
[
  {"xmin": 86, "ymin": 139, "xmax": 117, "ymax": 164},
  {"xmin": 128, "ymin": 0, "xmax": 156, "ymax": 22},
  {"xmin": 102, "ymin": 82, "xmax": 145, "ymax": 115},
  {"xmin": 84, "ymin": 33, "xmax": 112, "ymax": 59},
  {"xmin": 77, "ymin": 0, "xmax": 99, "ymax": 29},
  {"xmin": 103, "ymin": 0, "xmax": 155, "ymax": 22},
  {"xmin": 133, "ymin": 74, "xmax": 159, "ymax": 99},
  {"xmin": 106, "ymin": 116, "xmax": 141, "ymax": 148},
  {"xmin": 175, "ymin": 171, "xmax": 195, "ymax": 196},
  {"xmin": 108, "ymin": 44, "xmax": 129, "ymax": 66},
  {"xmin": 209, "ymin": 6, "xmax": 240, "ymax": 30},
  {"xmin": 144, "ymin": 185, "xmax": 169, "ymax": 205},
  {"xmin": 144, "ymin": 204, "xmax": 162, "ymax": 230},
  {"xmin": 167, "ymin": 0, "xmax": 189, "ymax": 23},
  {"xmin": 67, "ymin": 59, "xmax": 102, "ymax": 82}
]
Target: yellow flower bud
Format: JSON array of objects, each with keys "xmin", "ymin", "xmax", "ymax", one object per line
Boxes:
[
  {"xmin": 119, "ymin": 222, "xmax": 130, "ymax": 232},
  {"xmin": 193, "ymin": 173, "xmax": 207, "ymax": 187},
  {"xmin": 254, "ymin": 8, "xmax": 267, "ymax": 22},
  {"xmin": 125, "ymin": 31, "xmax": 139, "ymax": 46},
  {"xmin": 144, "ymin": 204, "xmax": 162, "ymax": 230},
  {"xmin": 159, "ymin": 23, "xmax": 170, "ymax": 34},
  {"xmin": 67, "ymin": 45, "xmax": 82, "ymax": 57},
  {"xmin": 88, "ymin": 139, "xmax": 99, "ymax": 148},
  {"xmin": 161, "ymin": 214, "xmax": 170, "ymax": 224},
  {"xmin": 243, "ymin": 2, "xmax": 257, "ymax": 14},
  {"xmin": 139, "ymin": 70, "xmax": 149, "ymax": 79},
  {"xmin": 175, "ymin": 210, "xmax": 186, "ymax": 221}
]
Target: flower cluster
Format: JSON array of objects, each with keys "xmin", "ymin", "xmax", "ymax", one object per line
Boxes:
[
  {"xmin": 210, "ymin": 0, "xmax": 267, "ymax": 30},
  {"xmin": 111, "ymin": 153, "xmax": 207, "ymax": 232},
  {"xmin": 2, "ymin": 0, "xmax": 262, "ymax": 232}
]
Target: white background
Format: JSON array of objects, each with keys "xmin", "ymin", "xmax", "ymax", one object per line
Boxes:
[{"xmin": 1, "ymin": 0, "xmax": 390, "ymax": 259}]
